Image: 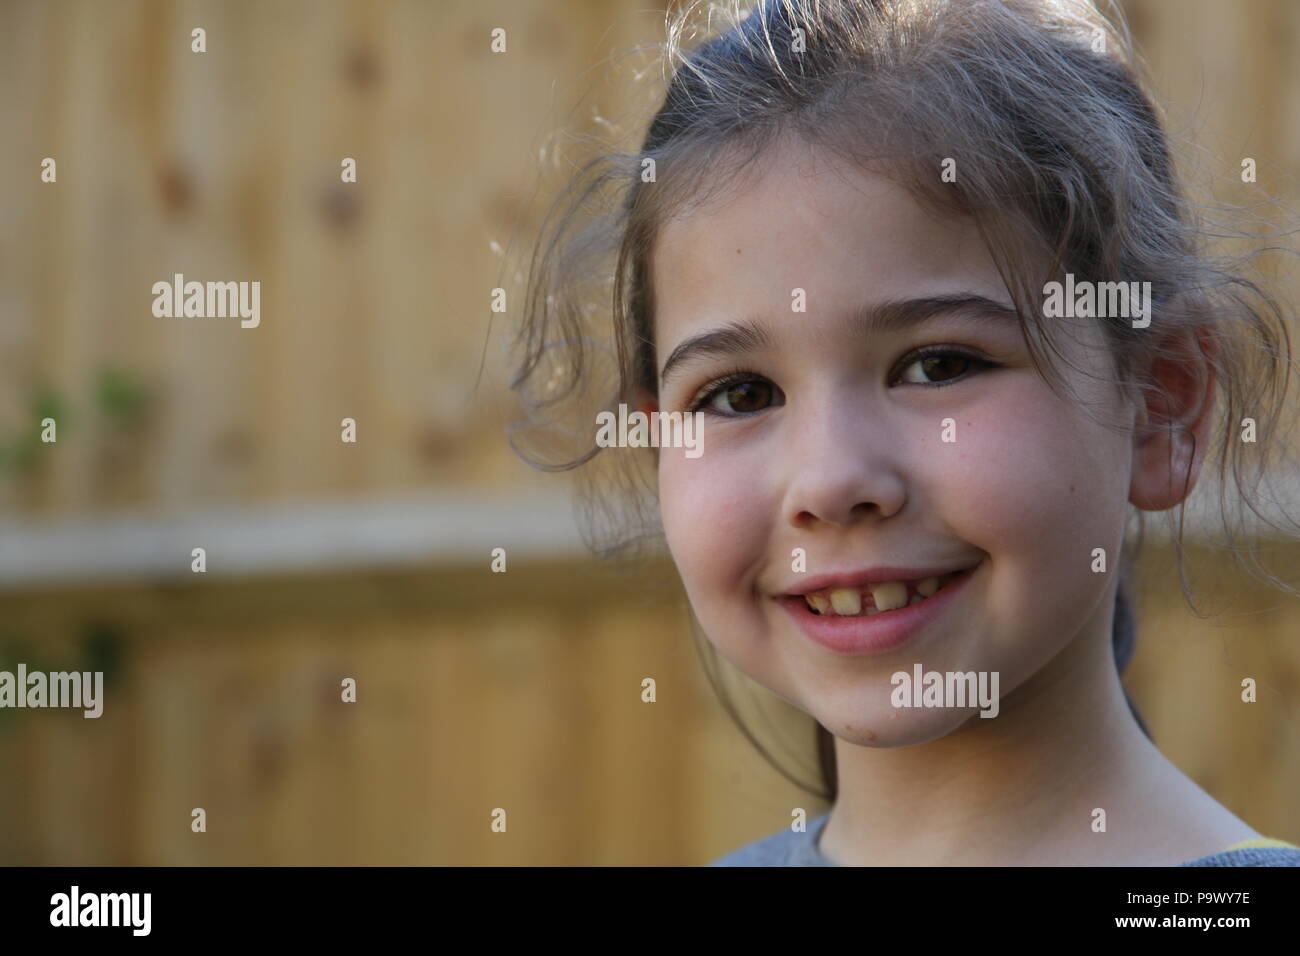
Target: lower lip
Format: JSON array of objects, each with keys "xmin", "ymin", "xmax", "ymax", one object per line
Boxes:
[{"xmin": 777, "ymin": 565, "xmax": 979, "ymax": 656}]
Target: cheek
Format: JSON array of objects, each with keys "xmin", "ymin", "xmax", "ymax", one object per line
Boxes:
[
  {"xmin": 941, "ymin": 380, "xmax": 1130, "ymax": 650},
  {"xmin": 658, "ymin": 444, "xmax": 789, "ymax": 690},
  {"xmin": 950, "ymin": 382, "xmax": 1130, "ymax": 549},
  {"xmin": 658, "ymin": 446, "xmax": 769, "ymax": 600}
]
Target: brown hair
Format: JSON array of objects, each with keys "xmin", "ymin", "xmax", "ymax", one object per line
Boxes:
[{"xmin": 507, "ymin": 0, "xmax": 1300, "ymax": 803}]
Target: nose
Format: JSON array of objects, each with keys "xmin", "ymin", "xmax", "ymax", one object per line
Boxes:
[{"xmin": 781, "ymin": 397, "xmax": 907, "ymax": 529}]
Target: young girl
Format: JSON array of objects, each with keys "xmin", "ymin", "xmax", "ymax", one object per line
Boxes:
[{"xmin": 509, "ymin": 0, "xmax": 1300, "ymax": 865}]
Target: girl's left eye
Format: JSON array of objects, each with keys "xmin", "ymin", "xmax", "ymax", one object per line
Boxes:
[{"xmin": 895, "ymin": 347, "xmax": 993, "ymax": 385}]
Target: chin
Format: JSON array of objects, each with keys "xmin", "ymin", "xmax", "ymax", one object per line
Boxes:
[{"xmin": 814, "ymin": 699, "xmax": 983, "ymax": 748}]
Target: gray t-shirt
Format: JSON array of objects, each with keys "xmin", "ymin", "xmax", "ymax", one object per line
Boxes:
[{"xmin": 708, "ymin": 812, "xmax": 1300, "ymax": 866}]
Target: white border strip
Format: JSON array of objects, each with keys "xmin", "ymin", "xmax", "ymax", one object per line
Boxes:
[{"xmin": 0, "ymin": 493, "xmax": 592, "ymax": 589}]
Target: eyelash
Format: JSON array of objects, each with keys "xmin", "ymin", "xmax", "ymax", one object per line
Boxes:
[{"xmin": 684, "ymin": 346, "xmax": 995, "ymax": 417}]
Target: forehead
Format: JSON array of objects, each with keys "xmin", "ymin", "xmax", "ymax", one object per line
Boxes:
[{"xmin": 650, "ymin": 135, "xmax": 1006, "ymax": 347}]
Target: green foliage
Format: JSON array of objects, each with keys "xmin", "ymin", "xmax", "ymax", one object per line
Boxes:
[
  {"xmin": 95, "ymin": 367, "xmax": 149, "ymax": 429},
  {"xmin": 0, "ymin": 367, "xmax": 150, "ymax": 479}
]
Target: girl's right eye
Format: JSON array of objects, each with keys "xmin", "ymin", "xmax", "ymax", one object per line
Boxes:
[{"xmin": 688, "ymin": 373, "xmax": 781, "ymax": 417}]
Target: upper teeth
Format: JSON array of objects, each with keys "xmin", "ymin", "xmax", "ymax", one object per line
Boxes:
[
  {"xmin": 829, "ymin": 588, "xmax": 861, "ymax": 615},
  {"xmin": 802, "ymin": 574, "xmax": 954, "ymax": 616}
]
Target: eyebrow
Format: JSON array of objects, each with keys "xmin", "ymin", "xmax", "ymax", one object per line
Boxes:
[{"xmin": 658, "ymin": 293, "xmax": 1021, "ymax": 389}]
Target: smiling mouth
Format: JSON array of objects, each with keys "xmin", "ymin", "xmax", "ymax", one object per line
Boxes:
[{"xmin": 795, "ymin": 570, "xmax": 973, "ymax": 617}]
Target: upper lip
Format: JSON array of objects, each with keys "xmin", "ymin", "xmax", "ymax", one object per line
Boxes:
[{"xmin": 781, "ymin": 562, "xmax": 980, "ymax": 596}]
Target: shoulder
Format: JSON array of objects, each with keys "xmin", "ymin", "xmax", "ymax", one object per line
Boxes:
[
  {"xmin": 1180, "ymin": 840, "xmax": 1300, "ymax": 867},
  {"xmin": 706, "ymin": 813, "xmax": 833, "ymax": 867}
]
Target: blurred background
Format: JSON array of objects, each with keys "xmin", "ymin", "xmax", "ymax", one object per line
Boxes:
[{"xmin": 0, "ymin": 0, "xmax": 1297, "ymax": 865}]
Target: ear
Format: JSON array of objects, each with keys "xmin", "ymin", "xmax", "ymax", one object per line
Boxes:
[
  {"xmin": 630, "ymin": 388, "xmax": 659, "ymax": 417},
  {"xmin": 1128, "ymin": 323, "xmax": 1217, "ymax": 511},
  {"xmin": 626, "ymin": 388, "xmax": 662, "ymax": 461}
]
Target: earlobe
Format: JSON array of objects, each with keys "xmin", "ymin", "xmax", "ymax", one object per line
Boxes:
[{"xmin": 1129, "ymin": 425, "xmax": 1198, "ymax": 511}]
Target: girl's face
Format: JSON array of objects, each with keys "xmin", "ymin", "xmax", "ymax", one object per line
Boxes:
[{"xmin": 648, "ymin": 135, "xmax": 1138, "ymax": 747}]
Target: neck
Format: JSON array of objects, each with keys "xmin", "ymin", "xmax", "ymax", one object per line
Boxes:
[{"xmin": 818, "ymin": 592, "xmax": 1221, "ymax": 865}]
